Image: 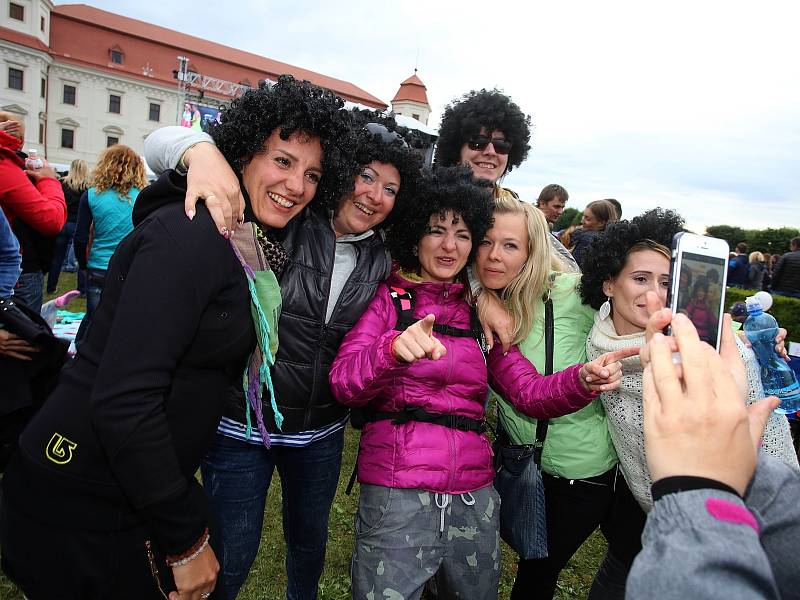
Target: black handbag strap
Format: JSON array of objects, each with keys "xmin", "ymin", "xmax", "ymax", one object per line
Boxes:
[{"xmin": 533, "ymin": 295, "xmax": 554, "ymax": 465}]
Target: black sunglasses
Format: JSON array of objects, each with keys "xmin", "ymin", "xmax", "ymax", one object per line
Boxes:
[
  {"xmin": 364, "ymin": 123, "xmax": 409, "ymax": 148},
  {"xmin": 467, "ymin": 135, "xmax": 512, "ymax": 155}
]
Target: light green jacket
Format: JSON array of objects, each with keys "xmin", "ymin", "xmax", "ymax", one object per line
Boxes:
[{"xmin": 494, "ymin": 272, "xmax": 618, "ymax": 479}]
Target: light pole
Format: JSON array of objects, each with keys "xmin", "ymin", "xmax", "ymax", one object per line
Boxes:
[{"xmin": 175, "ymin": 56, "xmax": 189, "ymax": 124}]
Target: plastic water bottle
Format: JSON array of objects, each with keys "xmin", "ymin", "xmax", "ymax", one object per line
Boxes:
[
  {"xmin": 40, "ymin": 290, "xmax": 80, "ymax": 329},
  {"xmin": 25, "ymin": 149, "xmax": 43, "ymax": 170},
  {"xmin": 743, "ymin": 296, "xmax": 800, "ymax": 415}
]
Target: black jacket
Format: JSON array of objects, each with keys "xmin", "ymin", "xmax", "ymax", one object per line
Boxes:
[
  {"xmin": 95, "ymin": 181, "xmax": 391, "ymax": 433},
  {"xmin": 772, "ymin": 250, "xmax": 800, "ymax": 294},
  {"xmin": 226, "ymin": 207, "xmax": 390, "ymax": 432},
  {"xmin": 2, "ymin": 172, "xmax": 254, "ymax": 555},
  {"xmin": 747, "ymin": 261, "xmax": 765, "ymax": 291},
  {"xmin": 571, "ymin": 228, "xmax": 599, "ymax": 270},
  {"xmin": 12, "ymin": 217, "xmax": 55, "ymax": 274},
  {"xmin": 0, "ymin": 297, "xmax": 69, "ymax": 471},
  {"xmin": 61, "ymin": 181, "xmax": 86, "ymax": 223}
]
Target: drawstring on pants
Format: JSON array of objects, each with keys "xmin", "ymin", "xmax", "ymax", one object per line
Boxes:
[
  {"xmin": 434, "ymin": 492, "xmax": 477, "ymax": 533},
  {"xmin": 435, "ymin": 493, "xmax": 450, "ymax": 533}
]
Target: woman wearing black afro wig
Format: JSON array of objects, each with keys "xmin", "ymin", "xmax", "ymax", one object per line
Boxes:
[
  {"xmin": 0, "ymin": 73, "xmax": 361, "ymax": 600},
  {"xmin": 387, "ymin": 164, "xmax": 495, "ymax": 275},
  {"xmin": 577, "ymin": 208, "xmax": 796, "ymax": 599},
  {"xmin": 142, "ymin": 93, "xmax": 425, "ymax": 600}
]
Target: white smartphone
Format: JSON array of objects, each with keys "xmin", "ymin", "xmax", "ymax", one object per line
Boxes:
[{"xmin": 667, "ymin": 232, "xmax": 730, "ymax": 351}]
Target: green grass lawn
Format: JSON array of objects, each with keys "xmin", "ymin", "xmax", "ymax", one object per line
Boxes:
[{"xmin": 0, "ymin": 272, "xmax": 606, "ymax": 599}]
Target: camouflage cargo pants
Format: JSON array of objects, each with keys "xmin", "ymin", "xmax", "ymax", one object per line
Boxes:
[{"xmin": 351, "ymin": 483, "xmax": 501, "ymax": 600}]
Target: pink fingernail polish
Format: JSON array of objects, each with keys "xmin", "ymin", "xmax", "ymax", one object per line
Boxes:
[{"xmin": 186, "ymin": 210, "xmax": 195, "ymax": 221}]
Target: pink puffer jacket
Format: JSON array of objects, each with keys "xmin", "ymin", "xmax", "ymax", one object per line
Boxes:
[{"xmin": 329, "ymin": 273, "xmax": 597, "ymax": 494}]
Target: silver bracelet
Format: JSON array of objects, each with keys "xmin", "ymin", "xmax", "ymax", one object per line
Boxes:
[{"xmin": 166, "ymin": 533, "xmax": 210, "ymax": 567}]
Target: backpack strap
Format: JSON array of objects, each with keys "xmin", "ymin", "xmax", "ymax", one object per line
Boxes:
[
  {"xmin": 390, "ymin": 287, "xmax": 416, "ymax": 331},
  {"xmin": 533, "ymin": 294, "xmax": 554, "ymax": 466},
  {"xmin": 390, "ymin": 286, "xmax": 488, "ymax": 360}
]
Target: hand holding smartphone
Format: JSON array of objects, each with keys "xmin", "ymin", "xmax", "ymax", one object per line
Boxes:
[{"xmin": 666, "ymin": 233, "xmax": 730, "ymax": 351}]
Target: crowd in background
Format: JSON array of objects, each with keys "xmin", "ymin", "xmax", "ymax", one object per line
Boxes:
[{"xmin": 726, "ymin": 239, "xmax": 800, "ymax": 298}]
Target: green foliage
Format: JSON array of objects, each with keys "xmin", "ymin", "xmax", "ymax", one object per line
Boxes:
[
  {"xmin": 705, "ymin": 225, "xmax": 799, "ymax": 255},
  {"xmin": 747, "ymin": 228, "xmax": 800, "ymax": 254},
  {"xmin": 705, "ymin": 225, "xmax": 747, "ymax": 250},
  {"xmin": 554, "ymin": 207, "xmax": 580, "ymax": 231},
  {"xmin": 571, "ymin": 210, "xmax": 584, "ymax": 226},
  {"xmin": 725, "ymin": 287, "xmax": 800, "ymax": 342}
]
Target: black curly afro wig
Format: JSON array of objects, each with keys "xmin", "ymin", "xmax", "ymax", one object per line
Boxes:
[
  {"xmin": 578, "ymin": 208, "xmax": 686, "ymax": 310},
  {"xmin": 388, "ymin": 164, "xmax": 494, "ymax": 274},
  {"xmin": 434, "ymin": 89, "xmax": 532, "ymax": 174},
  {"xmin": 343, "ymin": 109, "xmax": 423, "ymax": 228},
  {"xmin": 208, "ymin": 74, "xmax": 359, "ymax": 210}
]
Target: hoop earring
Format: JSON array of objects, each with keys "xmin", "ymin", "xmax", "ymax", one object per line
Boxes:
[{"xmin": 598, "ymin": 297, "xmax": 612, "ymax": 320}]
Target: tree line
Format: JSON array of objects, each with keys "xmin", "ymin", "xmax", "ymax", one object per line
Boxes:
[{"xmin": 552, "ymin": 208, "xmax": 798, "ymax": 255}]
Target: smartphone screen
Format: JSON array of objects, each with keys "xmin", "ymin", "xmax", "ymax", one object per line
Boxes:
[{"xmin": 675, "ymin": 251, "xmax": 726, "ymax": 346}]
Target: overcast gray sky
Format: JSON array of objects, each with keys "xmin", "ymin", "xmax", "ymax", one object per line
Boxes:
[{"xmin": 64, "ymin": 0, "xmax": 800, "ymax": 233}]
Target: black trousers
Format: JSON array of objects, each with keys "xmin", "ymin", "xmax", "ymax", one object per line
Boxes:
[
  {"xmin": 0, "ymin": 496, "xmax": 224, "ymax": 600},
  {"xmin": 510, "ymin": 467, "xmax": 647, "ymax": 600}
]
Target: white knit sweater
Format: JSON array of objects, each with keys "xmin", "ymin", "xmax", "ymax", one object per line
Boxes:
[{"xmin": 586, "ymin": 313, "xmax": 798, "ymax": 512}]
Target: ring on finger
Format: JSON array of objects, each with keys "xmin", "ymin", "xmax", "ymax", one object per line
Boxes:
[{"xmin": 200, "ymin": 593, "xmax": 211, "ymax": 599}]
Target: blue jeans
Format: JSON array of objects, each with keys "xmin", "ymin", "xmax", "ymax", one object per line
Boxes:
[
  {"xmin": 201, "ymin": 430, "xmax": 345, "ymax": 600},
  {"xmin": 13, "ymin": 272, "xmax": 44, "ymax": 314},
  {"xmin": 46, "ymin": 221, "xmax": 76, "ymax": 294},
  {"xmin": 75, "ymin": 269, "xmax": 105, "ymax": 345}
]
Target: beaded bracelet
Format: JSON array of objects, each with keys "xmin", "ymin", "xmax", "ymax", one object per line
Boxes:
[{"xmin": 166, "ymin": 528, "xmax": 210, "ymax": 567}]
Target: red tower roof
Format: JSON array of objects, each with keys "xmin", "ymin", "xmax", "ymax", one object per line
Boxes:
[{"xmin": 391, "ymin": 73, "xmax": 429, "ymax": 105}]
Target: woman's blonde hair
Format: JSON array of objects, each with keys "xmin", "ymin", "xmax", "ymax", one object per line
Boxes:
[
  {"xmin": 90, "ymin": 144, "xmax": 147, "ymax": 199},
  {"xmin": 749, "ymin": 251, "xmax": 765, "ymax": 263},
  {"xmin": 483, "ymin": 195, "xmax": 563, "ymax": 344},
  {"xmin": 63, "ymin": 159, "xmax": 90, "ymax": 190}
]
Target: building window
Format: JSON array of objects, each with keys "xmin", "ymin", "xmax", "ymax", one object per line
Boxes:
[
  {"xmin": 9, "ymin": 3, "xmax": 24, "ymax": 21},
  {"xmin": 63, "ymin": 84, "xmax": 76, "ymax": 105},
  {"xmin": 110, "ymin": 50, "xmax": 123, "ymax": 64},
  {"xmin": 8, "ymin": 68, "xmax": 23, "ymax": 91},
  {"xmin": 40, "ymin": 16, "xmax": 45, "ymax": 32},
  {"xmin": 106, "ymin": 136, "xmax": 119, "ymax": 147},
  {"xmin": 41, "ymin": 78, "xmax": 46, "ymax": 98},
  {"xmin": 108, "ymin": 94, "xmax": 121, "ymax": 114},
  {"xmin": 61, "ymin": 128, "xmax": 74, "ymax": 149},
  {"xmin": 38, "ymin": 123, "xmax": 44, "ymax": 144},
  {"xmin": 148, "ymin": 102, "xmax": 161, "ymax": 122}
]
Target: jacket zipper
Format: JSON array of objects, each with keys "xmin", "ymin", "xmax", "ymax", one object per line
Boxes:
[
  {"xmin": 445, "ymin": 296, "xmax": 457, "ymax": 492},
  {"xmin": 309, "ymin": 232, "xmax": 362, "ymax": 428}
]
